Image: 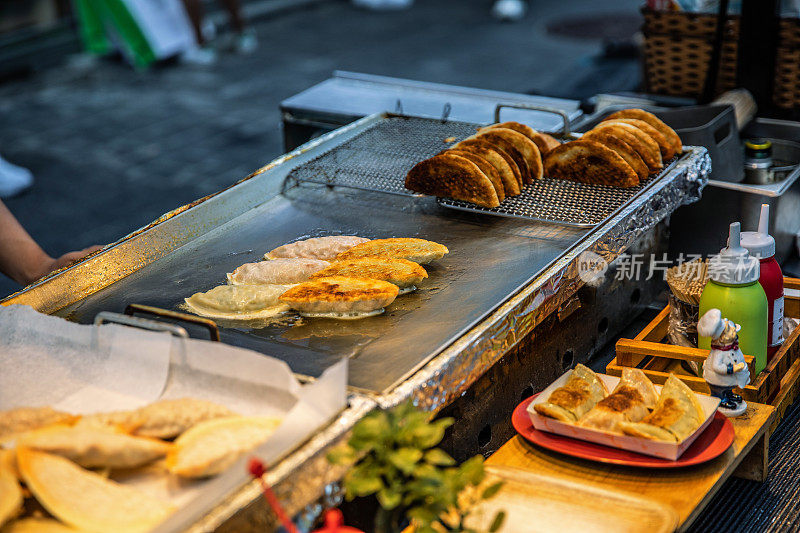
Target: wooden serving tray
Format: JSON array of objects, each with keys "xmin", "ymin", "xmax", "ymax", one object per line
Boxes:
[
  {"xmin": 607, "ymin": 277, "xmax": 800, "ymax": 431},
  {"xmin": 466, "ymin": 465, "xmax": 678, "ymax": 533},
  {"xmin": 491, "ymin": 402, "xmax": 775, "ymax": 532}
]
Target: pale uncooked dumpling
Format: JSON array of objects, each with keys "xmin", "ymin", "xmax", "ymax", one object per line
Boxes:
[
  {"xmin": 227, "ymin": 258, "xmax": 329, "ymax": 285},
  {"xmin": 184, "ymin": 284, "xmax": 292, "ymax": 319},
  {"xmin": 265, "ymin": 236, "xmax": 369, "ymax": 261}
]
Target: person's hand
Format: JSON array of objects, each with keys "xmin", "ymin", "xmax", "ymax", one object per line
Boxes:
[{"xmin": 28, "ymin": 245, "xmax": 104, "ymax": 284}]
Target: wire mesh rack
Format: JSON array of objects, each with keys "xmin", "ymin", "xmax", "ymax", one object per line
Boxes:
[
  {"xmin": 285, "ymin": 115, "xmax": 679, "ymax": 228},
  {"xmin": 286, "ymin": 115, "xmax": 478, "ymax": 196}
]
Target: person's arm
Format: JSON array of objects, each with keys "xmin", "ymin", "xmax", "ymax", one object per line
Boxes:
[{"xmin": 0, "ymin": 200, "xmax": 101, "ymax": 285}]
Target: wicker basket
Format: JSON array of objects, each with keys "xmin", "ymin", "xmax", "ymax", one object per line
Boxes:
[{"xmin": 642, "ymin": 8, "xmax": 800, "ymax": 111}]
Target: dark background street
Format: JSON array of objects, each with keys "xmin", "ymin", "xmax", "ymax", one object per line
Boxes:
[{"xmin": 0, "ymin": 0, "xmax": 641, "ymax": 296}]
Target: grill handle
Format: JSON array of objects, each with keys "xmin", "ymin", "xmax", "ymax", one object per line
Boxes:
[
  {"xmin": 123, "ymin": 304, "xmax": 220, "ymax": 342},
  {"xmin": 494, "ymin": 103, "xmax": 572, "ymax": 136},
  {"xmin": 94, "ymin": 311, "xmax": 189, "ymax": 339}
]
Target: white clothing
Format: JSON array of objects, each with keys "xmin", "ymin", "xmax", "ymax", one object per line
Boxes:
[{"xmin": 703, "ymin": 346, "xmax": 750, "ymax": 389}]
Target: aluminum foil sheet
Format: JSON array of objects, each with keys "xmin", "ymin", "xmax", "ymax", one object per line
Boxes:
[{"xmin": 380, "ymin": 147, "xmax": 711, "ymax": 412}]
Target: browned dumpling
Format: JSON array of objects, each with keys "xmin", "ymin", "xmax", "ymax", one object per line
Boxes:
[{"xmin": 534, "ymin": 364, "xmax": 607, "ymax": 422}]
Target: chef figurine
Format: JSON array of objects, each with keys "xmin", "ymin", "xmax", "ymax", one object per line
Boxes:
[{"xmin": 697, "ymin": 308, "xmax": 750, "ymax": 417}]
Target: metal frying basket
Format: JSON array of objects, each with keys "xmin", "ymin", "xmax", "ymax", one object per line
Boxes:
[{"xmin": 285, "ymin": 114, "xmax": 683, "ymax": 228}]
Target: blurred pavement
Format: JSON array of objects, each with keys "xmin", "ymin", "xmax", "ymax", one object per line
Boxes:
[{"xmin": 0, "ymin": 0, "xmax": 641, "ymax": 296}]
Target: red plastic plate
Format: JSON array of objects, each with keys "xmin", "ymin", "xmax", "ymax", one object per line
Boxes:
[{"xmin": 512, "ymin": 395, "xmax": 735, "ymax": 468}]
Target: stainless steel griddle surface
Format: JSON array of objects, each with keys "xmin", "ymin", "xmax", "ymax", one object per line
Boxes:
[{"xmin": 57, "ymin": 185, "xmax": 586, "ymax": 393}]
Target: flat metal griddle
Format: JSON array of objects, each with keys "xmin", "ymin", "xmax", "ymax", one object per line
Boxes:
[
  {"xmin": 57, "ymin": 187, "xmax": 583, "ymax": 394},
  {"xmin": 36, "ymin": 114, "xmax": 695, "ymax": 395}
]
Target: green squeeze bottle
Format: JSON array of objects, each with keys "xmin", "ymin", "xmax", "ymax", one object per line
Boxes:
[{"xmin": 699, "ymin": 222, "xmax": 768, "ymax": 374}]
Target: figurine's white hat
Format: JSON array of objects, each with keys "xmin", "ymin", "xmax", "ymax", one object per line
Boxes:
[{"xmin": 698, "ymin": 308, "xmax": 725, "ymax": 339}]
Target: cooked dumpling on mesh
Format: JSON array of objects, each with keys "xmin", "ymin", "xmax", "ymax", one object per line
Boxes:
[
  {"xmin": 184, "ymin": 284, "xmax": 292, "ymax": 320},
  {"xmin": 265, "ymin": 236, "xmax": 369, "ymax": 261},
  {"xmin": 227, "ymin": 258, "xmax": 329, "ymax": 286}
]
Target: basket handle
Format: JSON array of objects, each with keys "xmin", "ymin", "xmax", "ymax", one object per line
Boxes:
[
  {"xmin": 123, "ymin": 304, "xmax": 220, "ymax": 342},
  {"xmin": 699, "ymin": 0, "xmax": 729, "ymax": 103},
  {"xmin": 494, "ymin": 103, "xmax": 571, "ymax": 136}
]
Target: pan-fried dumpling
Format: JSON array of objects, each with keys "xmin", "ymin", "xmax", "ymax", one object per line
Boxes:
[
  {"xmin": 0, "ymin": 456, "xmax": 22, "ymax": 529},
  {"xmin": 310, "ymin": 257, "xmax": 427, "ymax": 293},
  {"xmin": 604, "ymin": 108, "xmax": 682, "ymax": 156},
  {"xmin": 184, "ymin": 284, "xmax": 292, "ymax": 320},
  {"xmin": 543, "ymin": 140, "xmax": 639, "ymax": 188},
  {"xmin": 620, "ymin": 374, "xmax": 705, "ymax": 442},
  {"xmin": 533, "ymin": 364, "xmax": 607, "ymax": 422},
  {"xmin": 79, "ymin": 398, "xmax": 236, "ymax": 439},
  {"xmin": 404, "ymin": 153, "xmax": 500, "ymax": 208},
  {"xmin": 578, "ymin": 368, "xmax": 656, "ymax": 433},
  {"xmin": 0, "ymin": 407, "xmax": 77, "ymax": 443},
  {"xmin": 227, "ymin": 258, "xmax": 330, "ymax": 285},
  {"xmin": 335, "ymin": 238, "xmax": 448, "ymax": 264},
  {"xmin": 17, "ymin": 448, "xmax": 174, "ymax": 533},
  {"xmin": 265, "ymin": 236, "xmax": 369, "ymax": 261},
  {"xmin": 17, "ymin": 425, "xmax": 170, "ymax": 469},
  {"xmin": 166, "ymin": 416, "xmax": 282, "ymax": 478}
]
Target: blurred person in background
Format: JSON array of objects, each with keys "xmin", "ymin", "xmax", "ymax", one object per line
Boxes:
[
  {"xmin": 491, "ymin": 0, "xmax": 527, "ymax": 21},
  {"xmin": 0, "ymin": 155, "xmax": 33, "ymax": 199},
  {"xmin": 180, "ymin": 0, "xmax": 257, "ymax": 64},
  {"xmin": 0, "ymin": 200, "xmax": 101, "ymax": 286}
]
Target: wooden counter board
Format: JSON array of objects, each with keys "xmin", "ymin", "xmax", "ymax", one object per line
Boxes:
[{"xmin": 487, "ymin": 402, "xmax": 775, "ymax": 532}]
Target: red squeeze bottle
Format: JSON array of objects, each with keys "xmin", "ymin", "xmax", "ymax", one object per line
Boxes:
[{"xmin": 741, "ymin": 204, "xmax": 785, "ymax": 361}]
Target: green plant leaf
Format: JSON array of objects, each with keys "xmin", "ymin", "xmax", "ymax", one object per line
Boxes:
[
  {"xmin": 377, "ymin": 487, "xmax": 402, "ymax": 510},
  {"xmin": 345, "ymin": 475, "xmax": 383, "ymax": 497},
  {"xmin": 424, "ymin": 448, "xmax": 456, "ymax": 466},
  {"xmin": 388, "ymin": 447, "xmax": 423, "ymax": 474},
  {"xmin": 407, "ymin": 506, "xmax": 438, "ymax": 525},
  {"xmin": 481, "ymin": 481, "xmax": 504, "ymax": 500},
  {"xmin": 489, "ymin": 510, "xmax": 507, "ymax": 532},
  {"xmin": 459, "ymin": 456, "xmax": 486, "ymax": 486},
  {"xmin": 412, "ymin": 425, "xmax": 444, "ymax": 449},
  {"xmin": 352, "ymin": 412, "xmax": 390, "ymax": 442},
  {"xmin": 413, "ymin": 463, "xmax": 443, "ymax": 483}
]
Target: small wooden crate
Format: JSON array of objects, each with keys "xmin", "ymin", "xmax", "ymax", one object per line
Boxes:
[{"xmin": 607, "ymin": 278, "xmax": 800, "ymax": 430}]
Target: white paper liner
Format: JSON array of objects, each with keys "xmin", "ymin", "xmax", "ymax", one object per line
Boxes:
[{"xmin": 0, "ymin": 304, "xmax": 348, "ymax": 531}]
